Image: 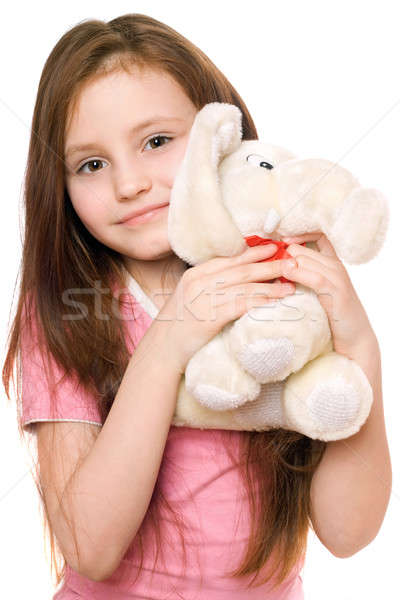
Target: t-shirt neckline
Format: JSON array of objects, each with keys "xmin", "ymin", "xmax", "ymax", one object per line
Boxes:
[{"xmin": 122, "ymin": 265, "xmax": 160, "ymax": 320}]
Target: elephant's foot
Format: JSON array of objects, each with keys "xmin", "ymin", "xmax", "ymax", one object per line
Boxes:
[
  {"xmin": 185, "ymin": 326, "xmax": 261, "ymax": 411},
  {"xmin": 283, "ymin": 351, "xmax": 373, "ymax": 441},
  {"xmin": 306, "ymin": 377, "xmax": 361, "ymax": 427},
  {"xmin": 192, "ymin": 384, "xmax": 250, "ymax": 411},
  {"xmin": 235, "ymin": 337, "xmax": 295, "ymax": 383}
]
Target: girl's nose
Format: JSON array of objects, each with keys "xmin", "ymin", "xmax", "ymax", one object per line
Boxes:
[{"xmin": 114, "ymin": 164, "xmax": 152, "ymax": 200}]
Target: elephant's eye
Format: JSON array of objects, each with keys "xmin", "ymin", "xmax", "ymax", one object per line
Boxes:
[{"xmin": 246, "ymin": 154, "xmax": 274, "ymax": 170}]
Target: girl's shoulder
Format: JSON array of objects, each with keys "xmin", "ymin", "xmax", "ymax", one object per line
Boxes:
[
  {"xmin": 19, "ymin": 290, "xmax": 102, "ymax": 432},
  {"xmin": 19, "ymin": 274, "xmax": 154, "ymax": 433}
]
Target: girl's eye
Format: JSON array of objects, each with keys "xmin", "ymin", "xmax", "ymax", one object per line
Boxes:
[
  {"xmin": 143, "ymin": 134, "xmax": 172, "ymax": 151},
  {"xmin": 76, "ymin": 135, "xmax": 172, "ymax": 174},
  {"xmin": 77, "ymin": 159, "xmax": 106, "ymax": 174}
]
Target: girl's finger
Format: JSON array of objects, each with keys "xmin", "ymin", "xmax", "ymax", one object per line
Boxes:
[
  {"xmin": 195, "ymin": 243, "xmax": 279, "ymax": 277},
  {"xmin": 282, "ymin": 254, "xmax": 340, "ymax": 291},
  {"xmin": 281, "ymin": 232, "xmax": 320, "ymax": 245},
  {"xmin": 286, "ymin": 242, "xmax": 340, "ymax": 271},
  {"xmin": 211, "ymin": 281, "xmax": 296, "ymax": 308},
  {"xmin": 200, "ymin": 256, "xmax": 296, "ymax": 292},
  {"xmin": 282, "ymin": 232, "xmax": 338, "ymax": 259},
  {"xmin": 314, "ymin": 233, "xmax": 339, "ymax": 259}
]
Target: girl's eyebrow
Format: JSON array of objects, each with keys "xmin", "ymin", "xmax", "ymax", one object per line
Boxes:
[{"xmin": 65, "ymin": 115, "xmax": 184, "ymax": 159}]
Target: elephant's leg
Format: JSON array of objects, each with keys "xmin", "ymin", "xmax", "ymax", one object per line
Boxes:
[
  {"xmin": 282, "ymin": 351, "xmax": 373, "ymax": 441},
  {"xmin": 229, "ymin": 284, "xmax": 331, "ymax": 383},
  {"xmin": 185, "ymin": 323, "xmax": 261, "ymax": 411},
  {"xmin": 232, "ymin": 381, "xmax": 286, "ymax": 430}
]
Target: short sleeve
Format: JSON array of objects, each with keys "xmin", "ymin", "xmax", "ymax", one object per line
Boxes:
[{"xmin": 19, "ymin": 303, "xmax": 103, "ymax": 433}]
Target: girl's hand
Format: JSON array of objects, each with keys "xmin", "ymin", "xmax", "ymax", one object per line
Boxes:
[
  {"xmin": 280, "ymin": 232, "xmax": 378, "ymax": 359},
  {"xmin": 154, "ymin": 244, "xmax": 297, "ymax": 374}
]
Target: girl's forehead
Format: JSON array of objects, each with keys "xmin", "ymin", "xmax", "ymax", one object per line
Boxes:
[
  {"xmin": 68, "ymin": 66, "xmax": 185, "ymax": 119},
  {"xmin": 82, "ymin": 65, "xmax": 174, "ymax": 93}
]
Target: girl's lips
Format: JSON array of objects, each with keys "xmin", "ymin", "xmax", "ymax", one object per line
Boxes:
[{"xmin": 120, "ymin": 204, "xmax": 169, "ymax": 226}]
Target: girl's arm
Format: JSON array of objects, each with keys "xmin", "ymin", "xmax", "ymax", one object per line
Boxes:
[
  {"xmin": 36, "ymin": 244, "xmax": 290, "ymax": 582},
  {"xmin": 281, "ymin": 232, "xmax": 392, "ymax": 558},
  {"xmin": 309, "ymin": 333, "xmax": 392, "ymax": 557},
  {"xmin": 37, "ymin": 321, "xmax": 182, "ymax": 582}
]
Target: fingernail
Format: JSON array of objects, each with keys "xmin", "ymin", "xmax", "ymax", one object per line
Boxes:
[{"xmin": 286, "ymin": 259, "xmax": 297, "ymax": 269}]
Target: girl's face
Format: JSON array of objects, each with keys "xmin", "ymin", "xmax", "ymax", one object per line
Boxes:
[{"xmin": 64, "ymin": 67, "xmax": 198, "ymax": 262}]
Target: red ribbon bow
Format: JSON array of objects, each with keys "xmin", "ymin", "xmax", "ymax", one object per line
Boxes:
[{"xmin": 244, "ymin": 235, "xmax": 306, "ymax": 284}]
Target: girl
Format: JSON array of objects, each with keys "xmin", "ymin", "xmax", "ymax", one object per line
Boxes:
[{"xmin": 2, "ymin": 13, "xmax": 391, "ymax": 599}]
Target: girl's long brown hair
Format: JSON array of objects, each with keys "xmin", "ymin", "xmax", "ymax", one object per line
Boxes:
[{"xmin": 2, "ymin": 13, "xmax": 326, "ymax": 592}]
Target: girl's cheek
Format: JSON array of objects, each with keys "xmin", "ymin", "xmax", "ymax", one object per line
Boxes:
[{"xmin": 68, "ymin": 185, "xmax": 109, "ymax": 229}]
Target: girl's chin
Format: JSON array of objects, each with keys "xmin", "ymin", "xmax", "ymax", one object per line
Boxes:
[{"xmin": 121, "ymin": 243, "xmax": 174, "ymax": 262}]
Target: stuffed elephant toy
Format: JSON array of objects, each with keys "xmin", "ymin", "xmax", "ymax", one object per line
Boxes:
[{"xmin": 127, "ymin": 102, "xmax": 389, "ymax": 441}]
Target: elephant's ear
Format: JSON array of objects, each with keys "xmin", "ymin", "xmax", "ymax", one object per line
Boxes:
[
  {"xmin": 168, "ymin": 102, "xmax": 247, "ymax": 265},
  {"xmin": 330, "ymin": 187, "xmax": 390, "ymax": 264}
]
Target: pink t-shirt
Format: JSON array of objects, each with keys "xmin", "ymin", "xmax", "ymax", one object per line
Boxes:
[{"xmin": 19, "ymin": 278, "xmax": 304, "ymax": 599}]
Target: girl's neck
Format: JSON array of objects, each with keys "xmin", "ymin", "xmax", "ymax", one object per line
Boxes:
[{"xmin": 123, "ymin": 254, "xmax": 188, "ymax": 311}]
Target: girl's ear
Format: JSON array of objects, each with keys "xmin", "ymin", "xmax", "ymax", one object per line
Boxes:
[{"xmin": 168, "ymin": 103, "xmax": 247, "ymax": 265}]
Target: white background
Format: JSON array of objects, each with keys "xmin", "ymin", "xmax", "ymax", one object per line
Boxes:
[{"xmin": 1, "ymin": 1, "xmax": 399, "ymax": 598}]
